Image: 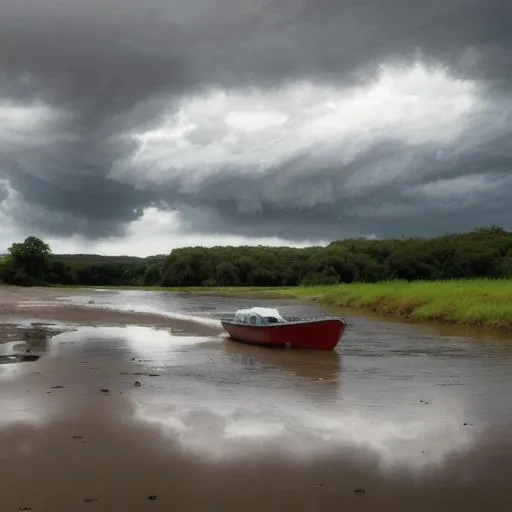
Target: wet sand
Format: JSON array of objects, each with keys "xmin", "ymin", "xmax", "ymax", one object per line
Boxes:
[
  {"xmin": 1, "ymin": 287, "xmax": 511, "ymax": 511},
  {"xmin": 0, "ymin": 286, "xmax": 222, "ymax": 335}
]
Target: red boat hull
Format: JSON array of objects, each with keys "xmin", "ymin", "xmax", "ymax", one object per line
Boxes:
[{"xmin": 221, "ymin": 318, "xmax": 346, "ymax": 351}]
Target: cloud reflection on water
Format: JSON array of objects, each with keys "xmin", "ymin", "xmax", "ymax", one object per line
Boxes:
[{"xmin": 0, "ymin": 322, "xmax": 493, "ymax": 474}]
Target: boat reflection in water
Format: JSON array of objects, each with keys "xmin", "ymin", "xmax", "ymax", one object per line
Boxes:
[{"xmin": 223, "ymin": 338, "xmax": 342, "ymax": 383}]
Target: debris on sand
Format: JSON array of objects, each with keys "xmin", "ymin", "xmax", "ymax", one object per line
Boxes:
[{"xmin": 0, "ymin": 354, "xmax": 40, "ymax": 364}]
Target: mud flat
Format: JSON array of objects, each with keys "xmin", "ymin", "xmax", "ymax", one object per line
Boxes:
[
  {"xmin": 0, "ymin": 286, "xmax": 222, "ymax": 335},
  {"xmin": 1, "ymin": 287, "xmax": 511, "ymax": 510}
]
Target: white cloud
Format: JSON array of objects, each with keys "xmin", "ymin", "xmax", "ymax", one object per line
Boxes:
[
  {"xmin": 75, "ymin": 206, "xmax": 321, "ymax": 256},
  {"xmin": 44, "ymin": 207, "xmax": 319, "ymax": 256},
  {"xmin": 0, "ymin": 101, "xmax": 73, "ymax": 147},
  {"xmin": 0, "ymin": 178, "xmax": 322, "ymax": 255},
  {"xmin": 0, "ymin": 180, "xmax": 36, "ymax": 247},
  {"xmin": 112, "ymin": 61, "xmax": 482, "ymax": 198},
  {"xmin": 6, "ymin": 206, "xmax": 320, "ymax": 256}
]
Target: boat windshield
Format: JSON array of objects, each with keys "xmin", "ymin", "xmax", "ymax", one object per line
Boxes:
[{"xmin": 233, "ymin": 308, "xmax": 286, "ymax": 325}]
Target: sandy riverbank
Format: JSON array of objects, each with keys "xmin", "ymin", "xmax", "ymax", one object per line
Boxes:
[{"xmin": 0, "ymin": 286, "xmax": 222, "ymax": 336}]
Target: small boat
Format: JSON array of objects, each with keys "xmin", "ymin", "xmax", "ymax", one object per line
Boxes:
[{"xmin": 221, "ymin": 307, "xmax": 347, "ymax": 351}]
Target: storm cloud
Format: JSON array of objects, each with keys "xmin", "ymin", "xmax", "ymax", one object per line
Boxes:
[{"xmin": 1, "ymin": 0, "xmax": 512, "ymax": 253}]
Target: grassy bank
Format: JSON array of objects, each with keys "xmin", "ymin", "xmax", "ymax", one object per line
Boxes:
[
  {"xmin": 71, "ymin": 279, "xmax": 512, "ymax": 331},
  {"xmin": 284, "ymin": 280, "xmax": 512, "ymax": 330},
  {"xmin": 180, "ymin": 280, "xmax": 512, "ymax": 330}
]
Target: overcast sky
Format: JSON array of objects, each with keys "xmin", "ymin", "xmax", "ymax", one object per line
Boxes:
[{"xmin": 1, "ymin": 0, "xmax": 512, "ymax": 256}]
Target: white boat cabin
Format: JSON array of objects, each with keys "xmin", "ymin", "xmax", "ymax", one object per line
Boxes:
[{"xmin": 233, "ymin": 307, "xmax": 286, "ymax": 326}]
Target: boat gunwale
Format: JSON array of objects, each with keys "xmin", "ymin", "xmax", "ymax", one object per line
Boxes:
[{"xmin": 221, "ymin": 317, "xmax": 347, "ymax": 329}]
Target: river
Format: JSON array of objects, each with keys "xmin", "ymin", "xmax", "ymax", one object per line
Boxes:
[{"xmin": 1, "ymin": 288, "xmax": 511, "ymax": 511}]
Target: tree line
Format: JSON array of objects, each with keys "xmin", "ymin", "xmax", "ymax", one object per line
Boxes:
[{"xmin": 1, "ymin": 226, "xmax": 511, "ymax": 288}]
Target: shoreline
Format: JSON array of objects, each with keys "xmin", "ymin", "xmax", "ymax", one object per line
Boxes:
[
  {"xmin": 0, "ymin": 287, "xmax": 222, "ymax": 337},
  {"xmin": 191, "ymin": 282, "xmax": 512, "ymax": 332},
  {"xmin": 2, "ymin": 279, "xmax": 512, "ymax": 332},
  {"xmin": 53, "ymin": 279, "xmax": 512, "ymax": 332}
]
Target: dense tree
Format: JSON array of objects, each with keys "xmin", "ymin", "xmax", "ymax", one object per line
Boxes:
[
  {"xmin": 10, "ymin": 236, "xmax": 50, "ymax": 266},
  {"xmin": 143, "ymin": 263, "xmax": 162, "ymax": 286},
  {"xmin": 215, "ymin": 261, "xmax": 239, "ymax": 286},
  {"xmin": 3, "ymin": 236, "xmax": 52, "ymax": 285},
  {"xmin": 2, "ymin": 226, "xmax": 512, "ymax": 287}
]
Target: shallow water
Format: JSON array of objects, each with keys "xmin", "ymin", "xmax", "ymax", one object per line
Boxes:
[{"xmin": 1, "ymin": 290, "xmax": 511, "ymax": 511}]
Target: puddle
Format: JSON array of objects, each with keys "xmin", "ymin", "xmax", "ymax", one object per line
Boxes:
[
  {"xmin": 0, "ymin": 322, "xmax": 71, "ymax": 366},
  {"xmin": 0, "ymin": 353, "xmax": 41, "ymax": 364}
]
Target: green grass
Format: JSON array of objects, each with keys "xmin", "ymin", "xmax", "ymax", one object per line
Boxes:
[
  {"xmin": 281, "ymin": 280, "xmax": 512, "ymax": 330},
  {"xmin": 160, "ymin": 280, "xmax": 512, "ymax": 331},
  {"xmin": 57, "ymin": 279, "xmax": 512, "ymax": 331}
]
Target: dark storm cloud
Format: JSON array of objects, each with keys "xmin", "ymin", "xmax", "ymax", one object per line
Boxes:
[
  {"xmin": 1, "ymin": 0, "xmax": 512, "ymax": 242},
  {"xmin": 169, "ymin": 136, "xmax": 512, "ymax": 241}
]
